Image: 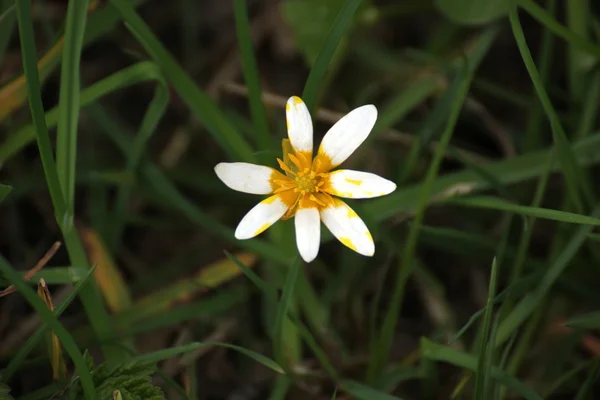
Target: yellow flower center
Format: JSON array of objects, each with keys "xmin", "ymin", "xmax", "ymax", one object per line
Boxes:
[
  {"xmin": 294, "ymin": 168, "xmax": 325, "ymax": 195},
  {"xmin": 271, "ymin": 150, "xmax": 335, "ymax": 219}
]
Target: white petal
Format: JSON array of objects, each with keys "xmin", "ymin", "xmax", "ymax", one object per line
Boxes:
[
  {"xmin": 294, "ymin": 207, "xmax": 320, "ymax": 262},
  {"xmin": 235, "ymin": 195, "xmax": 289, "ymax": 239},
  {"xmin": 286, "ymin": 96, "xmax": 313, "ymax": 154},
  {"xmin": 325, "ymin": 170, "xmax": 397, "ymax": 199},
  {"xmin": 215, "ymin": 162, "xmax": 278, "ymax": 194},
  {"xmin": 320, "ymin": 199, "xmax": 374, "ymax": 256},
  {"xmin": 318, "ymin": 104, "xmax": 377, "ymax": 168}
]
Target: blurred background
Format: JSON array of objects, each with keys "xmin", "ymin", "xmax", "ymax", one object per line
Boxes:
[{"xmin": 1, "ymin": 0, "xmax": 600, "ymax": 399}]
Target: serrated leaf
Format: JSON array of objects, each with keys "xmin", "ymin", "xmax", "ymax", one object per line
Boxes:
[{"xmin": 436, "ymin": 0, "xmax": 508, "ymax": 25}]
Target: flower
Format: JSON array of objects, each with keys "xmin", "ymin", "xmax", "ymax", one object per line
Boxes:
[{"xmin": 215, "ymin": 96, "xmax": 397, "ymax": 262}]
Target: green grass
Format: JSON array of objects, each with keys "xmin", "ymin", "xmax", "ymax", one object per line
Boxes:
[{"xmin": 3, "ymin": 0, "xmax": 600, "ymax": 398}]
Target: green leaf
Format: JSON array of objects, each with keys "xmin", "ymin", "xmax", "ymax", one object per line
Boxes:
[
  {"xmin": 0, "ymin": 255, "xmax": 96, "ymax": 400},
  {"xmin": 421, "ymin": 338, "xmax": 543, "ymax": 400},
  {"xmin": 0, "ymin": 382, "xmax": 15, "ymax": 400},
  {"xmin": 273, "ymin": 257, "xmax": 302, "ymax": 369},
  {"xmin": 132, "ymin": 342, "xmax": 284, "ymax": 374},
  {"xmin": 448, "ymin": 196, "xmax": 600, "ymax": 225},
  {"xmin": 339, "ymin": 380, "xmax": 404, "ymax": 400},
  {"xmin": 68, "ymin": 359, "xmax": 165, "ymax": 400},
  {"xmin": 302, "ymin": 0, "xmax": 363, "ymax": 111},
  {"xmin": 436, "ymin": 0, "xmax": 508, "ymax": 25},
  {"xmin": 564, "ymin": 311, "xmax": 600, "ymax": 329}
]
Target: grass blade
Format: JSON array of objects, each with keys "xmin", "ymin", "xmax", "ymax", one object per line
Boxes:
[
  {"xmin": 448, "ymin": 196, "xmax": 600, "ymax": 225},
  {"xmin": 510, "ymin": 1, "xmax": 592, "ymax": 211},
  {"xmin": 474, "ymin": 257, "xmax": 499, "ymax": 400},
  {"xmin": 421, "ymin": 338, "xmax": 543, "ymax": 400},
  {"xmin": 1, "ymin": 265, "xmax": 98, "ymax": 382},
  {"xmin": 368, "ymin": 43, "xmax": 477, "ymax": 381},
  {"xmin": 339, "ymin": 380, "xmax": 404, "ymax": 400},
  {"xmin": 564, "ymin": 311, "xmax": 600, "ymax": 329},
  {"xmin": 0, "ymin": 61, "xmax": 164, "ymax": 165},
  {"xmin": 364, "ymin": 130, "xmax": 600, "ymax": 223},
  {"xmin": 0, "ymin": 4, "xmax": 15, "ymax": 65},
  {"xmin": 109, "ymin": 0, "xmax": 255, "ymax": 162},
  {"xmin": 302, "ymin": 0, "xmax": 362, "ymax": 112},
  {"xmin": 273, "ymin": 257, "xmax": 301, "ymax": 369},
  {"xmin": 0, "ymin": 256, "xmax": 96, "ymax": 400},
  {"xmin": 16, "ymin": 0, "xmax": 117, "ymax": 364},
  {"xmin": 55, "ymin": 0, "xmax": 89, "ymax": 221},
  {"xmin": 574, "ymin": 359, "xmax": 600, "ymax": 400},
  {"xmin": 495, "ymin": 203, "xmax": 600, "ymax": 345},
  {"xmin": 517, "ymin": 0, "xmax": 600, "ymax": 59},
  {"xmin": 14, "ymin": 0, "xmax": 66, "ymax": 219},
  {"xmin": 132, "ymin": 342, "xmax": 284, "ymax": 374},
  {"xmin": 233, "ymin": 0, "xmax": 271, "ymax": 148}
]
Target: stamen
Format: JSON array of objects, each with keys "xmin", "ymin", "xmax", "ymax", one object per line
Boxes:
[
  {"xmin": 288, "ymin": 153, "xmax": 305, "ymax": 171},
  {"xmin": 309, "ymin": 194, "xmax": 326, "ymax": 207},
  {"xmin": 277, "ymin": 158, "xmax": 296, "ymax": 176}
]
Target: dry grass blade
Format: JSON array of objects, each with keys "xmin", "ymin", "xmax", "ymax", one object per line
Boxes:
[{"xmin": 0, "ymin": 241, "xmax": 61, "ymax": 298}]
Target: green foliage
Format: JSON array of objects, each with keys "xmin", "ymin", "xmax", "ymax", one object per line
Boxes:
[
  {"xmin": 436, "ymin": 0, "xmax": 508, "ymax": 25},
  {"xmin": 64, "ymin": 355, "xmax": 164, "ymax": 400},
  {"xmin": 0, "ymin": 382, "xmax": 15, "ymax": 400}
]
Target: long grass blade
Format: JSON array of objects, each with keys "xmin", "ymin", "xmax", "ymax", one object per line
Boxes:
[
  {"xmin": 510, "ymin": 1, "xmax": 592, "ymax": 211},
  {"xmin": 132, "ymin": 342, "xmax": 284, "ymax": 374},
  {"xmin": 0, "ymin": 256, "xmax": 96, "ymax": 399},
  {"xmin": 302, "ymin": 0, "xmax": 362, "ymax": 112},
  {"xmin": 474, "ymin": 257, "xmax": 499, "ymax": 399},
  {"xmin": 421, "ymin": 338, "xmax": 543, "ymax": 400},
  {"xmin": 1, "ymin": 265, "xmax": 98, "ymax": 382},
  {"xmin": 448, "ymin": 196, "xmax": 600, "ymax": 225},
  {"xmin": 368, "ymin": 46, "xmax": 476, "ymax": 381},
  {"xmin": 233, "ymin": 0, "xmax": 271, "ymax": 148},
  {"xmin": 273, "ymin": 257, "xmax": 301, "ymax": 369},
  {"xmin": 55, "ymin": 0, "xmax": 89, "ymax": 221}
]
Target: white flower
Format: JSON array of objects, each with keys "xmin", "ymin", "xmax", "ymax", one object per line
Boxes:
[{"xmin": 215, "ymin": 96, "xmax": 397, "ymax": 263}]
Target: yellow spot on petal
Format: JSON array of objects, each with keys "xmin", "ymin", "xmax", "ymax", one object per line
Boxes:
[
  {"xmin": 254, "ymin": 222, "xmax": 271, "ymax": 236},
  {"xmin": 291, "ymin": 96, "xmax": 303, "ymax": 106},
  {"xmin": 262, "ymin": 195, "xmax": 279, "ymax": 205},
  {"xmin": 339, "ymin": 237, "xmax": 358, "ymax": 252},
  {"xmin": 345, "ymin": 177, "xmax": 362, "ymax": 185},
  {"xmin": 366, "ymin": 231, "xmax": 373, "ymax": 242},
  {"xmin": 286, "ymin": 102, "xmax": 291, "ymax": 111},
  {"xmin": 347, "ymin": 207, "xmax": 359, "ymax": 218},
  {"xmin": 365, "ymin": 191, "xmax": 374, "ymax": 196}
]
